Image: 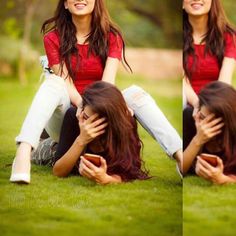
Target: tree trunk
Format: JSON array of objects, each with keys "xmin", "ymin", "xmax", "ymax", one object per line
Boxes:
[{"xmin": 18, "ymin": 0, "xmax": 38, "ymax": 85}]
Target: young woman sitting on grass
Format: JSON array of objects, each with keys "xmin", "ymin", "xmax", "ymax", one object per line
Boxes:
[
  {"xmin": 183, "ymin": 81, "xmax": 236, "ymax": 184},
  {"xmin": 183, "ymin": 0, "xmax": 236, "ymax": 109},
  {"xmin": 32, "ymin": 81, "xmax": 150, "ymax": 184}
]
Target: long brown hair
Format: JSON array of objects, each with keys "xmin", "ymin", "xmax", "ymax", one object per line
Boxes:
[
  {"xmin": 82, "ymin": 81, "xmax": 149, "ymax": 181},
  {"xmin": 41, "ymin": 0, "xmax": 131, "ymax": 80},
  {"xmin": 198, "ymin": 81, "xmax": 236, "ymax": 175},
  {"xmin": 183, "ymin": 0, "xmax": 235, "ymax": 79}
]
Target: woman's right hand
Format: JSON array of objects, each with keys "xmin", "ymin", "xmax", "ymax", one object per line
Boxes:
[
  {"xmin": 77, "ymin": 112, "xmax": 108, "ymax": 146},
  {"xmin": 194, "ymin": 112, "xmax": 224, "ymax": 146}
]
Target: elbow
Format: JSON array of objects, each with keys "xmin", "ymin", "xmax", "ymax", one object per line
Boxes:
[
  {"xmin": 52, "ymin": 166, "xmax": 67, "ymax": 178},
  {"xmin": 182, "ymin": 165, "xmax": 189, "ymax": 177}
]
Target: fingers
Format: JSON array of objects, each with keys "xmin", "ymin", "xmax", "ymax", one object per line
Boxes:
[
  {"xmin": 196, "ymin": 167, "xmax": 210, "ymax": 179},
  {"xmin": 84, "ymin": 114, "xmax": 108, "ymax": 133},
  {"xmin": 86, "ymin": 113, "xmax": 100, "ymax": 123},
  {"xmin": 79, "ymin": 160, "xmax": 94, "ymax": 178},
  {"xmin": 100, "ymin": 157, "xmax": 107, "ymax": 168},
  {"xmin": 197, "ymin": 156, "xmax": 214, "ymax": 170},
  {"xmin": 195, "ymin": 160, "xmax": 211, "ymax": 179},
  {"xmin": 198, "ymin": 115, "xmax": 224, "ymax": 141},
  {"xmin": 202, "ymin": 113, "xmax": 215, "ymax": 123},
  {"xmin": 81, "ymin": 156, "xmax": 97, "ymax": 171},
  {"xmin": 91, "ymin": 123, "xmax": 108, "ymax": 134},
  {"xmin": 216, "ymin": 157, "xmax": 224, "ymax": 169},
  {"xmin": 202, "ymin": 115, "xmax": 224, "ymax": 130},
  {"xmin": 89, "ymin": 117, "xmax": 106, "ymax": 127},
  {"xmin": 204, "ymin": 123, "xmax": 224, "ymax": 139},
  {"xmin": 209, "ymin": 122, "xmax": 224, "ymax": 132},
  {"xmin": 86, "ymin": 121, "xmax": 108, "ymax": 139},
  {"xmin": 207, "ymin": 118, "xmax": 224, "ymax": 130}
]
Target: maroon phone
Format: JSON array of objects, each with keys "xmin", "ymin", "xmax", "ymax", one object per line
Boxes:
[
  {"xmin": 199, "ymin": 153, "xmax": 218, "ymax": 167},
  {"xmin": 83, "ymin": 153, "xmax": 102, "ymax": 167}
]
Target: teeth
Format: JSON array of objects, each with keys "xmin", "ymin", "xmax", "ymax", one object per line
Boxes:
[
  {"xmin": 75, "ymin": 3, "xmax": 86, "ymax": 7},
  {"xmin": 191, "ymin": 3, "xmax": 203, "ymax": 7},
  {"xmin": 191, "ymin": 3, "xmax": 203, "ymax": 9}
]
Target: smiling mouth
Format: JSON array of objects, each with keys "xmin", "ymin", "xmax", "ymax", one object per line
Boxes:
[
  {"xmin": 74, "ymin": 3, "xmax": 87, "ymax": 9},
  {"xmin": 191, "ymin": 3, "xmax": 203, "ymax": 10}
]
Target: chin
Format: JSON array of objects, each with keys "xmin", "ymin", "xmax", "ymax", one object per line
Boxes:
[
  {"xmin": 72, "ymin": 10, "xmax": 92, "ymax": 17},
  {"xmin": 189, "ymin": 11, "xmax": 208, "ymax": 17}
]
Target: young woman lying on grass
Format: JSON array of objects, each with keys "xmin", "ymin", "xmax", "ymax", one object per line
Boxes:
[
  {"xmin": 32, "ymin": 81, "xmax": 150, "ymax": 184},
  {"xmin": 183, "ymin": 81, "xmax": 236, "ymax": 184}
]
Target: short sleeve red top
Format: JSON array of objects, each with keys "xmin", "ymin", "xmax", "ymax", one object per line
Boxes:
[
  {"xmin": 187, "ymin": 33, "xmax": 236, "ymax": 94},
  {"xmin": 43, "ymin": 30, "xmax": 123, "ymax": 94}
]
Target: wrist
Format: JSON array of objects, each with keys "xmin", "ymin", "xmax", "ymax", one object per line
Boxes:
[
  {"xmin": 217, "ymin": 174, "xmax": 235, "ymax": 184},
  {"xmin": 101, "ymin": 174, "xmax": 121, "ymax": 185},
  {"xmin": 192, "ymin": 136, "xmax": 204, "ymax": 147},
  {"xmin": 101, "ymin": 174, "xmax": 112, "ymax": 185},
  {"xmin": 216, "ymin": 174, "xmax": 228, "ymax": 185},
  {"xmin": 75, "ymin": 136, "xmax": 87, "ymax": 147}
]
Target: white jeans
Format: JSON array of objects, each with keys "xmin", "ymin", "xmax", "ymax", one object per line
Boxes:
[
  {"xmin": 16, "ymin": 78, "xmax": 182, "ymax": 157},
  {"xmin": 15, "ymin": 75, "xmax": 70, "ymax": 149},
  {"xmin": 122, "ymin": 85, "xmax": 182, "ymax": 157}
]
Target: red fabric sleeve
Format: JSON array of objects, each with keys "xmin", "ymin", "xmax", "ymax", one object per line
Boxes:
[
  {"xmin": 224, "ymin": 32, "xmax": 236, "ymax": 59},
  {"xmin": 108, "ymin": 32, "xmax": 123, "ymax": 60},
  {"xmin": 43, "ymin": 31, "xmax": 61, "ymax": 67}
]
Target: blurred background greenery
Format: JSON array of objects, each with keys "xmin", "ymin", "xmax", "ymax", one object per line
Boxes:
[
  {"xmin": 0, "ymin": 0, "xmax": 183, "ymax": 84},
  {"xmin": 0, "ymin": 0, "xmax": 236, "ymax": 84},
  {"xmin": 0, "ymin": 0, "xmax": 235, "ymax": 85}
]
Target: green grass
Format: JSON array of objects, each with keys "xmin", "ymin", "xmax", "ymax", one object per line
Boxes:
[
  {"xmin": 0, "ymin": 74, "xmax": 182, "ymax": 236},
  {"xmin": 183, "ymin": 73, "xmax": 236, "ymax": 236},
  {"xmin": 183, "ymin": 176, "xmax": 236, "ymax": 236}
]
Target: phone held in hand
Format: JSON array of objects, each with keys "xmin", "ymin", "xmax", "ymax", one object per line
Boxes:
[
  {"xmin": 83, "ymin": 153, "xmax": 102, "ymax": 167},
  {"xmin": 199, "ymin": 153, "xmax": 218, "ymax": 167}
]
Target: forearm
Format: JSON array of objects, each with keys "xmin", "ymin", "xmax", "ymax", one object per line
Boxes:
[
  {"xmin": 101, "ymin": 57, "xmax": 119, "ymax": 84},
  {"xmin": 51, "ymin": 64, "xmax": 82, "ymax": 107},
  {"xmin": 183, "ymin": 77, "xmax": 199, "ymax": 107},
  {"xmin": 65, "ymin": 80, "xmax": 82, "ymax": 107},
  {"xmin": 218, "ymin": 57, "xmax": 235, "ymax": 85},
  {"xmin": 53, "ymin": 137, "xmax": 86, "ymax": 177},
  {"xmin": 183, "ymin": 136, "xmax": 203, "ymax": 175}
]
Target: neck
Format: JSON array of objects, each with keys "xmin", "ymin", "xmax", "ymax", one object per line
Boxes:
[
  {"xmin": 189, "ymin": 14, "xmax": 208, "ymax": 43},
  {"xmin": 72, "ymin": 14, "xmax": 92, "ymax": 42}
]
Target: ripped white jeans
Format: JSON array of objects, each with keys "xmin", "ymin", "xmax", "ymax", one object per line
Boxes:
[
  {"xmin": 16, "ymin": 78, "xmax": 182, "ymax": 157},
  {"xmin": 15, "ymin": 75, "xmax": 70, "ymax": 149},
  {"xmin": 122, "ymin": 85, "xmax": 182, "ymax": 157}
]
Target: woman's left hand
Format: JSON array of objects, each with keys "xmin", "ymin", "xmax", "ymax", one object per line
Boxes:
[
  {"xmin": 195, "ymin": 156, "xmax": 226, "ymax": 184},
  {"xmin": 79, "ymin": 156, "xmax": 109, "ymax": 185}
]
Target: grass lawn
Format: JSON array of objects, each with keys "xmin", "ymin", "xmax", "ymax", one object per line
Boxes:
[
  {"xmin": 183, "ymin": 177, "xmax": 236, "ymax": 236},
  {"xmin": 0, "ymin": 73, "xmax": 182, "ymax": 236},
  {"xmin": 183, "ymin": 74, "xmax": 236, "ymax": 236}
]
